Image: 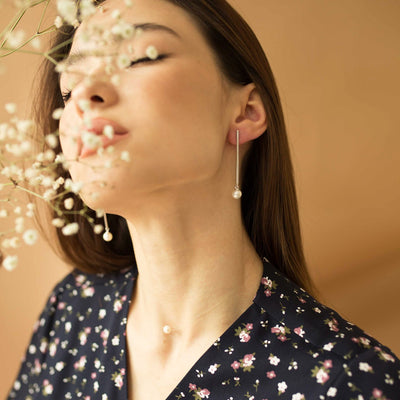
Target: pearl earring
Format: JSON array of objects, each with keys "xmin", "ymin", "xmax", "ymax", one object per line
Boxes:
[
  {"xmin": 102, "ymin": 213, "xmax": 113, "ymax": 242},
  {"xmin": 232, "ymin": 129, "xmax": 242, "ymax": 199}
]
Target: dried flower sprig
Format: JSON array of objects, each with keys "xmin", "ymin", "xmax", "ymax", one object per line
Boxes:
[{"xmin": 1, "ymin": 0, "xmax": 149, "ymax": 270}]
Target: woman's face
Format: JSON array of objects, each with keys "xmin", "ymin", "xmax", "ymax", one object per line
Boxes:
[{"xmin": 59, "ymin": 0, "xmax": 238, "ymax": 213}]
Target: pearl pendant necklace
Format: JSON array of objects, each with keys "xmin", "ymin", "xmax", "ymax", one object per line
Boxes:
[{"xmin": 162, "ymin": 325, "xmax": 172, "ymax": 335}]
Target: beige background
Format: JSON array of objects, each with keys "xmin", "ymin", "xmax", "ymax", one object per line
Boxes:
[{"xmin": 1, "ymin": 0, "xmax": 399, "ymax": 396}]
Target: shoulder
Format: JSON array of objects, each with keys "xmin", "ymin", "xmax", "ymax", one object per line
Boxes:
[{"xmin": 251, "ymin": 259, "xmax": 400, "ymax": 398}]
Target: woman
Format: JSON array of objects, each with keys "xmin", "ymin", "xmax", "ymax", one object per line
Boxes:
[{"xmin": 7, "ymin": 0, "xmax": 400, "ymax": 398}]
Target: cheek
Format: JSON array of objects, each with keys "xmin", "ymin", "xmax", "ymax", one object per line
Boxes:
[{"xmin": 59, "ymin": 108, "xmax": 80, "ymax": 159}]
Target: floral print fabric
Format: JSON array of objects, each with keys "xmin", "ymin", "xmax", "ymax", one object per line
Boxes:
[{"xmin": 7, "ymin": 258, "xmax": 400, "ymax": 399}]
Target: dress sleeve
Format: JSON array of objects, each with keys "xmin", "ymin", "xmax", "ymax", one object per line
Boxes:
[
  {"xmin": 328, "ymin": 347, "xmax": 400, "ymax": 399},
  {"xmin": 6, "ymin": 276, "xmax": 69, "ymax": 399}
]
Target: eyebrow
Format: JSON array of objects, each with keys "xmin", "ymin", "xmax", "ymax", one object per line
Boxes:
[{"xmin": 63, "ymin": 22, "xmax": 180, "ymax": 68}]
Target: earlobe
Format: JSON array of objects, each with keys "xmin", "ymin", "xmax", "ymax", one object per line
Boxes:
[{"xmin": 228, "ymin": 84, "xmax": 268, "ymax": 146}]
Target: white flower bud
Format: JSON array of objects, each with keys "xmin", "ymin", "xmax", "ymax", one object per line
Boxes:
[
  {"xmin": 16, "ymin": 119, "xmax": 34, "ymax": 135},
  {"xmin": 94, "ymin": 224, "xmax": 104, "ymax": 234},
  {"xmin": 56, "ymin": 0, "xmax": 78, "ymax": 25},
  {"xmin": 52, "ymin": 218, "xmax": 65, "ymax": 228},
  {"xmin": 146, "ymin": 45, "xmax": 158, "ymax": 60},
  {"xmin": 64, "ymin": 198, "xmax": 74, "ymax": 210},
  {"xmin": 23, "ymin": 229, "xmax": 38, "ymax": 245},
  {"xmin": 9, "ymin": 237, "xmax": 20, "ymax": 248},
  {"xmin": 61, "ymin": 222, "xmax": 79, "ymax": 236},
  {"xmin": 5, "ymin": 103, "xmax": 17, "ymax": 114},
  {"xmin": 64, "ymin": 178, "xmax": 83, "ymax": 194},
  {"xmin": 5, "ymin": 30, "xmax": 25, "ymax": 49},
  {"xmin": 111, "ymin": 9, "xmax": 121, "ymax": 19},
  {"xmin": 0, "ymin": 210, "xmax": 9, "ymax": 218},
  {"xmin": 45, "ymin": 134, "xmax": 59, "ymax": 149},
  {"xmin": 2, "ymin": 255, "xmax": 18, "ymax": 271},
  {"xmin": 52, "ymin": 108, "xmax": 64, "ymax": 120},
  {"xmin": 96, "ymin": 209, "xmax": 104, "ymax": 218},
  {"xmin": 103, "ymin": 125, "xmax": 114, "ymax": 139},
  {"xmin": 54, "ymin": 16, "xmax": 63, "ymax": 29},
  {"xmin": 117, "ymin": 54, "xmax": 130, "ymax": 69},
  {"xmin": 82, "ymin": 131, "xmax": 102, "ymax": 149},
  {"xmin": 120, "ymin": 151, "xmax": 130, "ymax": 162},
  {"xmin": 30, "ymin": 37, "xmax": 41, "ymax": 50}
]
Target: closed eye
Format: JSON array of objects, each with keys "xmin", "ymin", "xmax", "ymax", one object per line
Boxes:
[
  {"xmin": 129, "ymin": 54, "xmax": 167, "ymax": 67},
  {"xmin": 60, "ymin": 55, "xmax": 167, "ymax": 102}
]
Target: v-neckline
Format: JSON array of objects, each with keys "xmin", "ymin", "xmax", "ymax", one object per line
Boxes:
[{"xmin": 121, "ymin": 257, "xmax": 270, "ymax": 399}]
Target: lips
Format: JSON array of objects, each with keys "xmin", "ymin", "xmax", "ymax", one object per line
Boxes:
[{"xmin": 78, "ymin": 118, "xmax": 129, "ymax": 159}]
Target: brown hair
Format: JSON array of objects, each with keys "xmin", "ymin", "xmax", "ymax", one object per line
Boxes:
[{"xmin": 33, "ymin": 0, "xmax": 315, "ymax": 293}]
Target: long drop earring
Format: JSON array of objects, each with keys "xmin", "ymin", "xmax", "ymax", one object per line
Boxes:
[
  {"xmin": 102, "ymin": 213, "xmax": 113, "ymax": 242},
  {"xmin": 232, "ymin": 129, "xmax": 242, "ymax": 199}
]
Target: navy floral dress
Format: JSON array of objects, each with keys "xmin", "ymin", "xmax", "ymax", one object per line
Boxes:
[{"xmin": 7, "ymin": 258, "xmax": 400, "ymax": 399}]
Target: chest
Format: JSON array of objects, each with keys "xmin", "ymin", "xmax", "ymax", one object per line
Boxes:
[{"xmin": 125, "ymin": 328, "xmax": 212, "ymax": 400}]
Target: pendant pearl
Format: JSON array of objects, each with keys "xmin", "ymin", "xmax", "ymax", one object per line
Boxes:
[
  {"xmin": 163, "ymin": 325, "xmax": 172, "ymax": 335},
  {"xmin": 232, "ymin": 188, "xmax": 242, "ymax": 199},
  {"xmin": 103, "ymin": 230, "xmax": 113, "ymax": 242}
]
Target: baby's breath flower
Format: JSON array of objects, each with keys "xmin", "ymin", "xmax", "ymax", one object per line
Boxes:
[
  {"xmin": 9, "ymin": 237, "xmax": 20, "ymax": 248},
  {"xmin": 82, "ymin": 131, "xmax": 102, "ymax": 149},
  {"xmin": 64, "ymin": 198, "xmax": 74, "ymax": 210},
  {"xmin": 57, "ymin": 0, "xmax": 78, "ymax": 25},
  {"xmin": 43, "ymin": 189, "xmax": 56, "ymax": 201},
  {"xmin": 15, "ymin": 217, "xmax": 24, "ymax": 232},
  {"xmin": 1, "ymin": 239, "xmax": 11, "ymax": 249},
  {"xmin": 24, "ymin": 167, "xmax": 38, "ymax": 180},
  {"xmin": 54, "ymin": 16, "xmax": 64, "ymax": 29},
  {"xmin": 5, "ymin": 103, "xmax": 17, "ymax": 114},
  {"xmin": 120, "ymin": 151, "xmax": 130, "ymax": 162},
  {"xmin": 94, "ymin": 224, "xmax": 104, "ymax": 234},
  {"xmin": 52, "ymin": 176, "xmax": 65, "ymax": 190},
  {"xmin": 23, "ymin": 229, "xmax": 38, "ymax": 245},
  {"xmin": 79, "ymin": 0, "xmax": 97, "ymax": 20},
  {"xmin": 45, "ymin": 134, "xmax": 59, "ymax": 149},
  {"xmin": 111, "ymin": 74, "xmax": 120, "ymax": 86},
  {"xmin": 30, "ymin": 37, "xmax": 41, "ymax": 50},
  {"xmin": 78, "ymin": 99, "xmax": 91, "ymax": 112},
  {"xmin": 117, "ymin": 54, "xmax": 130, "ymax": 69},
  {"xmin": 124, "ymin": 0, "xmax": 133, "ymax": 6},
  {"xmin": 111, "ymin": 9, "xmax": 121, "ymax": 19},
  {"xmin": 55, "ymin": 62, "xmax": 67, "ymax": 73},
  {"xmin": 111, "ymin": 21, "xmax": 134, "ymax": 39},
  {"xmin": 146, "ymin": 45, "xmax": 159, "ymax": 60},
  {"xmin": 6, "ymin": 30, "xmax": 26, "ymax": 49},
  {"xmin": 62, "ymin": 222, "xmax": 79, "ymax": 236},
  {"xmin": 16, "ymin": 119, "xmax": 34, "ymax": 135},
  {"xmin": 96, "ymin": 209, "xmax": 104, "ymax": 218},
  {"xmin": 2, "ymin": 255, "xmax": 18, "ymax": 271},
  {"xmin": 26, "ymin": 210, "xmax": 34, "ymax": 218},
  {"xmin": 41, "ymin": 176, "xmax": 54, "ymax": 187},
  {"xmin": 36, "ymin": 152, "xmax": 45, "ymax": 162},
  {"xmin": 103, "ymin": 125, "xmax": 114, "ymax": 139},
  {"xmin": 0, "ymin": 210, "xmax": 9, "ymax": 218},
  {"xmin": 14, "ymin": 207, "xmax": 22, "ymax": 215},
  {"xmin": 52, "ymin": 218, "xmax": 65, "ymax": 228},
  {"xmin": 44, "ymin": 149, "xmax": 56, "ymax": 161},
  {"xmin": 64, "ymin": 179, "xmax": 83, "ymax": 194},
  {"xmin": 52, "ymin": 108, "xmax": 64, "ymax": 120}
]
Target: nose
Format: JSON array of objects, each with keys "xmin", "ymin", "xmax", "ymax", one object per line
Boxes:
[{"xmin": 71, "ymin": 77, "xmax": 119, "ymax": 115}]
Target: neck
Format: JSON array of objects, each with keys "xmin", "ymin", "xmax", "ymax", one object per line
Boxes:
[{"xmin": 125, "ymin": 196, "xmax": 263, "ymax": 349}]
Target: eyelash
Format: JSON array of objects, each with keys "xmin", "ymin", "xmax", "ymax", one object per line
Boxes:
[{"xmin": 60, "ymin": 54, "xmax": 167, "ymax": 103}]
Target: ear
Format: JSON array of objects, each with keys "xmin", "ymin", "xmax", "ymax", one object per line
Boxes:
[{"xmin": 227, "ymin": 83, "xmax": 268, "ymax": 146}]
